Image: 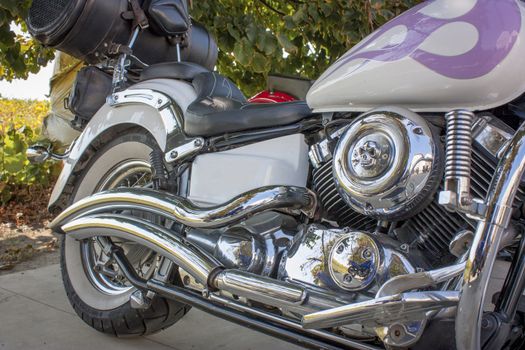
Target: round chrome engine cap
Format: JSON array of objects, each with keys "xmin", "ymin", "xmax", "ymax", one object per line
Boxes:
[
  {"xmin": 333, "ymin": 106, "xmax": 442, "ymax": 220},
  {"xmin": 349, "ymin": 133, "xmax": 393, "ymax": 179},
  {"xmin": 328, "ymin": 232, "xmax": 380, "ymax": 291}
]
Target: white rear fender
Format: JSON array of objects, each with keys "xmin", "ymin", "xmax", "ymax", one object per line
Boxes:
[{"xmin": 48, "ymin": 78, "xmax": 197, "ymax": 211}]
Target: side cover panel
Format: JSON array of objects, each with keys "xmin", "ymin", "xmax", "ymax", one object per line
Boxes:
[{"xmin": 188, "ymin": 134, "xmax": 310, "ymax": 205}]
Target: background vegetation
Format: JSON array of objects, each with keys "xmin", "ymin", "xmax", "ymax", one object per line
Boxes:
[
  {"xmin": 191, "ymin": 0, "xmax": 420, "ymax": 95},
  {"xmin": 0, "ymin": 99, "xmax": 59, "ymax": 205},
  {"xmin": 0, "ymin": 0, "xmax": 421, "ymax": 94},
  {"xmin": 0, "ymin": 0, "xmax": 420, "ymax": 206}
]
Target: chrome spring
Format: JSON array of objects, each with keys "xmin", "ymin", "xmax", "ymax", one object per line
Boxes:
[{"xmin": 444, "ymin": 110, "xmax": 475, "ymax": 204}]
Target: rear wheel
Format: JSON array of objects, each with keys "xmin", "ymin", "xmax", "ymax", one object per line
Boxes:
[{"xmin": 60, "ymin": 131, "xmax": 189, "ymax": 336}]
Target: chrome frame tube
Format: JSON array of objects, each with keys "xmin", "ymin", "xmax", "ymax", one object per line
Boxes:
[
  {"xmin": 50, "ymin": 186, "xmax": 315, "ymax": 231},
  {"xmin": 456, "ymin": 121, "xmax": 525, "ymax": 350}
]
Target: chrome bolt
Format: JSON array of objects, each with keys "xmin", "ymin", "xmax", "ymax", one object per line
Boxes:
[
  {"xmin": 343, "ymin": 274, "xmax": 353, "ymax": 283},
  {"xmin": 389, "ymin": 324, "xmax": 405, "ymax": 341},
  {"xmin": 194, "ymin": 139, "xmax": 203, "ymax": 147},
  {"xmin": 170, "ymin": 151, "xmax": 178, "ymax": 159},
  {"xmin": 413, "ymin": 127, "xmax": 423, "ymax": 135}
]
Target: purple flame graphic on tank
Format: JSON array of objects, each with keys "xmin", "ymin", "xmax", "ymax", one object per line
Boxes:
[{"xmin": 319, "ymin": 0, "xmax": 521, "ymax": 83}]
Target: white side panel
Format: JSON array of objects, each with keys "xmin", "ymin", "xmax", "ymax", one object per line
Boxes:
[{"xmin": 188, "ymin": 134, "xmax": 309, "ymax": 205}]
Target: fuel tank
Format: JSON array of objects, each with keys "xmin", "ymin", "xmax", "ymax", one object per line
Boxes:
[{"xmin": 307, "ymin": 0, "xmax": 525, "ymax": 113}]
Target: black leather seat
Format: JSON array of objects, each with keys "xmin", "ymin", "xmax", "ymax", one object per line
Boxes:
[
  {"xmin": 140, "ymin": 62, "xmax": 209, "ymax": 82},
  {"xmin": 185, "ymin": 72, "xmax": 312, "ymax": 136}
]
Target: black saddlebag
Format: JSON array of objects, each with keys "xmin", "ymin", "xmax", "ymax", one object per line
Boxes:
[
  {"xmin": 26, "ymin": 0, "xmax": 217, "ymax": 70},
  {"xmin": 67, "ymin": 66, "xmax": 113, "ymax": 129}
]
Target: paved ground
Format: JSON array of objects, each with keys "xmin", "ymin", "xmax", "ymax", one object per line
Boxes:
[{"xmin": 0, "ymin": 265, "xmax": 303, "ymax": 350}]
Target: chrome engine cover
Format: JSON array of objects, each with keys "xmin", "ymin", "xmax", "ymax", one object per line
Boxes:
[
  {"xmin": 333, "ymin": 106, "xmax": 442, "ymax": 220},
  {"xmin": 280, "ymin": 225, "xmax": 415, "ymax": 293}
]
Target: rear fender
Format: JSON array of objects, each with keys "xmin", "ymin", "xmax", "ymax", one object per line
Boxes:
[{"xmin": 49, "ymin": 79, "xmax": 197, "ymax": 212}]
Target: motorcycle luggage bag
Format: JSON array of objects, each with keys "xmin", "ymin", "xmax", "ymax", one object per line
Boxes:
[
  {"xmin": 67, "ymin": 66, "xmax": 113, "ymax": 122},
  {"xmin": 26, "ymin": 0, "xmax": 217, "ymax": 70}
]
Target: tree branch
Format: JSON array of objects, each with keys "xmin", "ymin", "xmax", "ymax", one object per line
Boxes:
[{"xmin": 257, "ymin": 0, "xmax": 286, "ymax": 16}]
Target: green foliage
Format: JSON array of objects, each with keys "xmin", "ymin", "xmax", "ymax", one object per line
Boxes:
[
  {"xmin": 0, "ymin": 99, "xmax": 59, "ymax": 205},
  {"xmin": 0, "ymin": 0, "xmax": 54, "ymax": 81},
  {"xmin": 191, "ymin": 0, "xmax": 421, "ymax": 95},
  {"xmin": 0, "ymin": 0, "xmax": 419, "ymax": 94}
]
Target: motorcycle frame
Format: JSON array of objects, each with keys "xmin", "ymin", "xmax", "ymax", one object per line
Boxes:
[{"xmin": 457, "ymin": 120, "xmax": 525, "ymax": 350}]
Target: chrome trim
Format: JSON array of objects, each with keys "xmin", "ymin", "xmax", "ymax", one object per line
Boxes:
[
  {"xmin": 472, "ymin": 115, "xmax": 513, "ymax": 159},
  {"xmin": 62, "ymin": 214, "xmax": 221, "ymax": 286},
  {"xmin": 50, "ymin": 186, "xmax": 316, "ymax": 230},
  {"xmin": 333, "ymin": 106, "xmax": 439, "ymax": 220},
  {"xmin": 109, "ymin": 89, "xmax": 171, "ymax": 110},
  {"xmin": 165, "ymin": 137, "xmax": 205, "ymax": 163},
  {"xmin": 63, "ymin": 214, "xmax": 348, "ymax": 319},
  {"xmin": 309, "ymin": 139, "xmax": 333, "ymax": 169},
  {"xmin": 439, "ymin": 110, "xmax": 476, "ymax": 214},
  {"xmin": 372, "ymin": 262, "xmax": 465, "ymax": 348},
  {"xmin": 456, "ymin": 121, "xmax": 525, "ymax": 350},
  {"xmin": 449, "ymin": 230, "xmax": 474, "ymax": 258},
  {"xmin": 302, "ymin": 291, "xmax": 460, "ymax": 330},
  {"xmin": 281, "ymin": 225, "xmax": 415, "ymax": 293}
]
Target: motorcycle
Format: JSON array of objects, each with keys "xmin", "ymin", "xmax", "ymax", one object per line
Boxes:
[{"xmin": 23, "ymin": 0, "xmax": 525, "ymax": 349}]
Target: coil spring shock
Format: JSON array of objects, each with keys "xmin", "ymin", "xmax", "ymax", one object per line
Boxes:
[
  {"xmin": 440, "ymin": 110, "xmax": 475, "ymax": 211},
  {"xmin": 150, "ymin": 149, "xmax": 167, "ymax": 190}
]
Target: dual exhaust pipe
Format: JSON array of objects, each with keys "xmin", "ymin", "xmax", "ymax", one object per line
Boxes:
[{"xmin": 52, "ymin": 185, "xmax": 460, "ymax": 331}]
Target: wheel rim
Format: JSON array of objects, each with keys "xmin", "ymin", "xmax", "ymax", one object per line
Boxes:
[{"xmin": 80, "ymin": 159, "xmax": 155, "ymax": 296}]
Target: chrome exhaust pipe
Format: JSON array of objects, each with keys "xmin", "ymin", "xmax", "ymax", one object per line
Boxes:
[
  {"xmin": 62, "ymin": 213, "xmax": 346, "ymax": 315},
  {"xmin": 63, "ymin": 212, "xmax": 462, "ymax": 340},
  {"xmin": 62, "ymin": 214, "xmax": 222, "ymax": 285},
  {"xmin": 211, "ymin": 270, "xmax": 347, "ymax": 314},
  {"xmin": 50, "ymin": 186, "xmax": 315, "ymax": 231}
]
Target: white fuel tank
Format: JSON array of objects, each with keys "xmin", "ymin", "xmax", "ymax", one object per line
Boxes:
[{"xmin": 307, "ymin": 0, "xmax": 525, "ymax": 113}]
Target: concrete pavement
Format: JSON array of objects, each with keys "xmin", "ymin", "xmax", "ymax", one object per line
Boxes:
[{"xmin": 0, "ymin": 265, "xmax": 304, "ymax": 350}]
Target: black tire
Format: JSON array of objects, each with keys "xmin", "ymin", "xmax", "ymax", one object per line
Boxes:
[{"xmin": 60, "ymin": 130, "xmax": 190, "ymax": 337}]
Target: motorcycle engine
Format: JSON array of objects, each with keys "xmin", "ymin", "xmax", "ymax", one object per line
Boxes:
[
  {"xmin": 181, "ymin": 107, "xmax": 523, "ymax": 321},
  {"xmin": 310, "ymin": 107, "xmax": 523, "ymax": 267}
]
